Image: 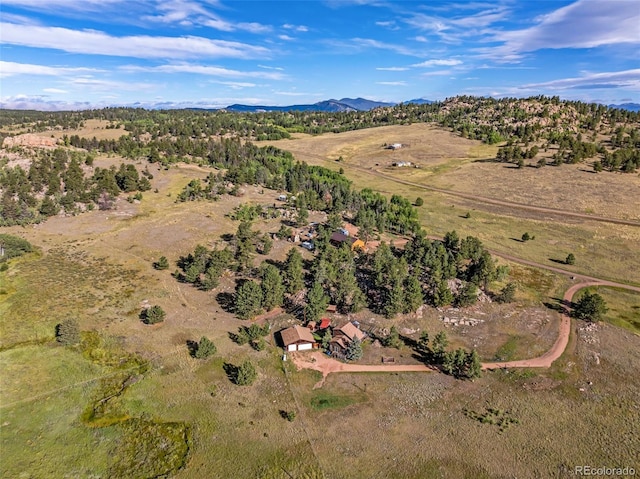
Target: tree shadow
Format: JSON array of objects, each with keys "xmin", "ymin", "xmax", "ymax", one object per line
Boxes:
[
  {"xmin": 549, "ymin": 258, "xmax": 568, "ymax": 265},
  {"xmin": 186, "ymin": 339, "xmax": 199, "ymax": 358},
  {"xmin": 223, "ymin": 362, "xmax": 238, "ymax": 383},
  {"xmin": 543, "ymin": 296, "xmax": 571, "ymax": 313},
  {"xmin": 220, "ymin": 233, "xmax": 235, "ymax": 242},
  {"xmin": 510, "ymin": 238, "xmax": 525, "ymax": 243},
  {"xmin": 216, "ymin": 292, "xmax": 236, "ymax": 314}
]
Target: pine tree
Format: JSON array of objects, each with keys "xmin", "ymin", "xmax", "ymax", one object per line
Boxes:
[
  {"xmin": 153, "ymin": 256, "xmax": 169, "ymax": 270},
  {"xmin": 195, "ymin": 336, "xmax": 217, "ymax": 359},
  {"xmin": 496, "ymin": 282, "xmax": 517, "ymax": 303},
  {"xmin": 384, "ymin": 279, "xmax": 405, "ymax": 318},
  {"xmin": 431, "ymin": 331, "xmax": 449, "ymax": 363},
  {"xmin": 305, "ymin": 282, "xmax": 329, "ymax": 322},
  {"xmin": 234, "ymin": 360, "xmax": 257, "ymax": 385},
  {"xmin": 261, "ymin": 264, "xmax": 285, "ymax": 311},
  {"xmin": 346, "ymin": 337, "xmax": 363, "ymax": 361},
  {"xmin": 284, "ymin": 247, "xmax": 304, "ymax": 294},
  {"xmin": 403, "ymin": 274, "xmax": 424, "ymax": 313},
  {"xmin": 464, "ymin": 349, "xmax": 482, "ymax": 379},
  {"xmin": 142, "ymin": 305, "xmax": 166, "ymax": 324},
  {"xmin": 573, "ymin": 291, "xmax": 608, "ymax": 322},
  {"xmin": 235, "ymin": 280, "xmax": 263, "ymax": 319},
  {"xmin": 433, "ymin": 280, "xmax": 454, "ymax": 307}
]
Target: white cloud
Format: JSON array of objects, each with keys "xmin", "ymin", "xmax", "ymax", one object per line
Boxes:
[
  {"xmin": 142, "ymin": 0, "xmax": 271, "ymax": 33},
  {"xmin": 283, "ymin": 24, "xmax": 308, "ymax": 32},
  {"xmin": 377, "ymin": 81, "xmax": 407, "ymax": 86},
  {"xmin": 484, "ymin": 0, "xmax": 640, "ymax": 60},
  {"xmin": 0, "ymin": 60, "xmax": 103, "ymax": 77},
  {"xmin": 520, "ymin": 69, "xmax": 640, "ymax": 91},
  {"xmin": 2, "ymin": 0, "xmax": 124, "ymax": 8},
  {"xmin": 258, "ymin": 64, "xmax": 284, "ymax": 71},
  {"xmin": 420, "ymin": 70, "xmax": 453, "ymax": 77},
  {"xmin": 350, "ymin": 38, "xmax": 420, "ymax": 56},
  {"xmin": 414, "ymin": 36, "xmax": 428, "ymax": 43},
  {"xmin": 278, "ymin": 35, "xmax": 294, "ymax": 41},
  {"xmin": 412, "ymin": 59, "xmax": 462, "ymax": 67},
  {"xmin": 71, "ymin": 77, "xmax": 158, "ymax": 92},
  {"xmin": 376, "ymin": 67, "xmax": 410, "ymax": 71},
  {"xmin": 211, "ymin": 81, "xmax": 258, "ymax": 89},
  {"xmin": 0, "ymin": 22, "xmax": 270, "ymax": 60},
  {"xmin": 43, "ymin": 88, "xmax": 69, "ymax": 93},
  {"xmin": 120, "ymin": 63, "xmax": 285, "ymax": 80}
]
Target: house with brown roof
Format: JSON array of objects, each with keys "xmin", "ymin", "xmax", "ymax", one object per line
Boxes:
[
  {"xmin": 329, "ymin": 322, "xmax": 367, "ymax": 357},
  {"xmin": 280, "ymin": 325, "xmax": 316, "ymax": 352},
  {"xmin": 330, "ymin": 232, "xmax": 365, "ymax": 251}
]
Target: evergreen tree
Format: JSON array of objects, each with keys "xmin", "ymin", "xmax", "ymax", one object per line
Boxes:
[
  {"xmin": 384, "ymin": 279, "xmax": 405, "ymax": 318},
  {"xmin": 195, "ymin": 336, "xmax": 217, "ymax": 359},
  {"xmin": 456, "ymin": 282, "xmax": 477, "ymax": 307},
  {"xmin": 235, "ymin": 280, "xmax": 263, "ymax": 319},
  {"xmin": 56, "ymin": 318, "xmax": 80, "ymax": 345},
  {"xmin": 565, "ymin": 253, "xmax": 576, "ymax": 265},
  {"xmin": 153, "ymin": 256, "xmax": 169, "ymax": 270},
  {"xmin": 305, "ymin": 282, "xmax": 329, "ymax": 322},
  {"xmin": 142, "ymin": 305, "xmax": 166, "ymax": 324},
  {"xmin": 573, "ymin": 291, "xmax": 608, "ymax": 322},
  {"xmin": 464, "ymin": 349, "xmax": 482, "ymax": 379},
  {"xmin": 433, "ymin": 280, "xmax": 454, "ymax": 307},
  {"xmin": 432, "ymin": 331, "xmax": 449, "ymax": 363},
  {"xmin": 403, "ymin": 274, "xmax": 424, "ymax": 313},
  {"xmin": 346, "ymin": 337, "xmax": 363, "ymax": 361},
  {"xmin": 261, "ymin": 264, "xmax": 285, "ymax": 311},
  {"xmin": 496, "ymin": 282, "xmax": 517, "ymax": 303},
  {"xmin": 284, "ymin": 247, "xmax": 304, "ymax": 294},
  {"xmin": 383, "ymin": 326, "xmax": 402, "ymax": 349},
  {"xmin": 234, "ymin": 360, "xmax": 257, "ymax": 385},
  {"xmin": 321, "ymin": 329, "xmax": 332, "ymax": 351},
  {"xmin": 39, "ymin": 196, "xmax": 60, "ymax": 217}
]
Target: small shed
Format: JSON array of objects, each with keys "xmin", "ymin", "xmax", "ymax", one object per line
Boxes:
[{"xmin": 280, "ymin": 325, "xmax": 316, "ymax": 352}]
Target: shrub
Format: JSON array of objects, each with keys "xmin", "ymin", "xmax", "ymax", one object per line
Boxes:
[
  {"xmin": 565, "ymin": 253, "xmax": 576, "ymax": 265},
  {"xmin": 56, "ymin": 318, "xmax": 81, "ymax": 345},
  {"xmin": 153, "ymin": 256, "xmax": 169, "ymax": 270},
  {"xmin": 141, "ymin": 305, "xmax": 166, "ymax": 324},
  {"xmin": 195, "ymin": 336, "xmax": 216, "ymax": 359},
  {"xmin": 415, "ymin": 197, "xmax": 424, "ymax": 207}
]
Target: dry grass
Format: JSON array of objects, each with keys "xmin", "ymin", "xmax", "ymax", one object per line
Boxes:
[
  {"xmin": 260, "ymin": 126, "xmax": 640, "ymax": 286},
  {"xmin": 2, "ymin": 155, "xmax": 639, "ymax": 478}
]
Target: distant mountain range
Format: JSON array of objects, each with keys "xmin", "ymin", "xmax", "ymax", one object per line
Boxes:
[
  {"xmin": 211, "ymin": 97, "xmax": 637, "ymax": 113},
  {"xmin": 225, "ymin": 97, "xmax": 397, "ymax": 113},
  {"xmin": 608, "ymin": 103, "xmax": 640, "ymax": 112}
]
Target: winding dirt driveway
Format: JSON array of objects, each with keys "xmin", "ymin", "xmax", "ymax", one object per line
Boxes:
[{"xmin": 291, "ymin": 279, "xmax": 640, "ymax": 384}]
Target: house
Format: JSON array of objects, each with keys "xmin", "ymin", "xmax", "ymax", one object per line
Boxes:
[
  {"xmin": 329, "ymin": 322, "xmax": 367, "ymax": 356},
  {"xmin": 326, "ymin": 304, "xmax": 337, "ymax": 314},
  {"xmin": 330, "ymin": 232, "xmax": 365, "ymax": 251},
  {"xmin": 393, "ymin": 161, "xmax": 412, "ymax": 167},
  {"xmin": 301, "ymin": 241, "xmax": 315, "ymax": 251},
  {"xmin": 280, "ymin": 325, "xmax": 316, "ymax": 352}
]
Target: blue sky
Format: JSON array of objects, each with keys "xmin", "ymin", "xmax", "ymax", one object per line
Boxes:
[{"xmin": 1, "ymin": 0, "xmax": 639, "ymax": 110}]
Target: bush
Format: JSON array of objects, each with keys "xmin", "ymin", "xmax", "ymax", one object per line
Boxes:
[
  {"xmin": 194, "ymin": 336, "xmax": 216, "ymax": 359},
  {"xmin": 141, "ymin": 305, "xmax": 166, "ymax": 324},
  {"xmin": 56, "ymin": 318, "xmax": 80, "ymax": 345},
  {"xmin": 227, "ymin": 360, "xmax": 257, "ymax": 386},
  {"xmin": 415, "ymin": 197, "xmax": 424, "ymax": 207},
  {"xmin": 153, "ymin": 256, "xmax": 169, "ymax": 270},
  {"xmin": 565, "ymin": 253, "xmax": 576, "ymax": 265}
]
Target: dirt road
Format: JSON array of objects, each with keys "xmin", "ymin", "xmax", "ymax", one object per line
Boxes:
[{"xmin": 291, "ymin": 279, "xmax": 640, "ymax": 383}]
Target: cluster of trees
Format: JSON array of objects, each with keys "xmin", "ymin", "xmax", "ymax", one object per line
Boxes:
[
  {"xmin": 0, "ymin": 148, "xmax": 151, "ymax": 225},
  {"xmin": 415, "ymin": 330, "xmax": 482, "ymax": 379}
]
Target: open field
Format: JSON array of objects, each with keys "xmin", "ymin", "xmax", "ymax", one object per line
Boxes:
[
  {"xmin": 259, "ymin": 125, "xmax": 640, "ymax": 286},
  {"xmin": 1, "ymin": 151, "xmax": 639, "ymax": 477}
]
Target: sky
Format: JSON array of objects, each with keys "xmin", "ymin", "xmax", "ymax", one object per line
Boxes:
[{"xmin": 1, "ymin": 0, "xmax": 639, "ymax": 110}]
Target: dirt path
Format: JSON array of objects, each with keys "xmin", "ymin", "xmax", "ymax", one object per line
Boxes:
[
  {"xmin": 291, "ymin": 279, "xmax": 640, "ymax": 383},
  {"xmin": 290, "ymin": 351, "xmax": 435, "ymax": 388}
]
